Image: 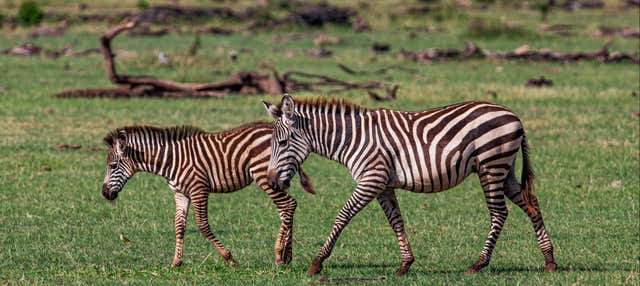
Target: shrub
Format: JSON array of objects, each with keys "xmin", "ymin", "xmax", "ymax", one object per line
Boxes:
[
  {"xmin": 17, "ymin": 1, "xmax": 44, "ymax": 27},
  {"xmin": 136, "ymin": 0, "xmax": 150, "ymax": 10},
  {"xmin": 465, "ymin": 17, "xmax": 535, "ymax": 38}
]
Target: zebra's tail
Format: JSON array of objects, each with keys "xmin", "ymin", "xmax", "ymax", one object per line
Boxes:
[
  {"xmin": 298, "ymin": 167, "xmax": 316, "ymax": 195},
  {"xmin": 521, "ymin": 134, "xmax": 538, "ymax": 217}
]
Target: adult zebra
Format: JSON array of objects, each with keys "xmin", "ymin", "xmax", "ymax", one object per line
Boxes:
[
  {"xmin": 263, "ymin": 95, "xmax": 556, "ymax": 276},
  {"xmin": 101, "ymin": 122, "xmax": 315, "ymax": 267}
]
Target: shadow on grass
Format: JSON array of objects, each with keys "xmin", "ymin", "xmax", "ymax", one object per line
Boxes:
[
  {"xmin": 486, "ymin": 265, "xmax": 639, "ymax": 273},
  {"xmin": 326, "ymin": 262, "xmax": 636, "ymax": 275}
]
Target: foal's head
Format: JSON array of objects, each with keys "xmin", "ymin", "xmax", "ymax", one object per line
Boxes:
[{"xmin": 101, "ymin": 129, "xmax": 136, "ymax": 201}]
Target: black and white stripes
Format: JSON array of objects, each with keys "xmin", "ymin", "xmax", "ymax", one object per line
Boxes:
[
  {"xmin": 263, "ymin": 95, "xmax": 556, "ymax": 275},
  {"xmin": 101, "ymin": 123, "xmax": 314, "ymax": 267}
]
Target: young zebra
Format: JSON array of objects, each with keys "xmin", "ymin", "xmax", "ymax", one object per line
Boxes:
[
  {"xmin": 101, "ymin": 122, "xmax": 315, "ymax": 267},
  {"xmin": 262, "ymin": 95, "xmax": 556, "ymax": 276}
]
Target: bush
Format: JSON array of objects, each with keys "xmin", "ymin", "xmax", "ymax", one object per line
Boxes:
[
  {"xmin": 136, "ymin": 0, "xmax": 150, "ymax": 10},
  {"xmin": 17, "ymin": 1, "xmax": 44, "ymax": 27},
  {"xmin": 465, "ymin": 17, "xmax": 535, "ymax": 38}
]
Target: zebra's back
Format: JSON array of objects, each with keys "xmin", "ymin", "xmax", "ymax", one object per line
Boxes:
[
  {"xmin": 377, "ymin": 101, "xmax": 524, "ymax": 192},
  {"xmin": 187, "ymin": 122, "xmax": 274, "ymax": 193}
]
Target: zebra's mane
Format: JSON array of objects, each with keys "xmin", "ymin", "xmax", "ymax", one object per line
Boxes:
[
  {"xmin": 286, "ymin": 97, "xmax": 370, "ymax": 114},
  {"xmin": 103, "ymin": 125, "xmax": 206, "ymax": 146}
]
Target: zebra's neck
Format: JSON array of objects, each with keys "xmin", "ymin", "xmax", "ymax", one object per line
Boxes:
[
  {"xmin": 127, "ymin": 132, "xmax": 182, "ymax": 180},
  {"xmin": 297, "ymin": 104, "xmax": 371, "ymax": 168}
]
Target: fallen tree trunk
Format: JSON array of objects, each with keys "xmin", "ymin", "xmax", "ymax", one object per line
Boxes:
[
  {"xmin": 399, "ymin": 41, "xmax": 639, "ymax": 64},
  {"xmin": 1, "ymin": 43, "xmax": 100, "ymax": 58},
  {"xmin": 54, "ymin": 19, "xmax": 398, "ymax": 100}
]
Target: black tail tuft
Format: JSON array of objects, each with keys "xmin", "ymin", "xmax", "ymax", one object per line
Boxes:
[
  {"xmin": 521, "ymin": 135, "xmax": 538, "ymax": 216},
  {"xmin": 298, "ymin": 167, "xmax": 316, "ymax": 195}
]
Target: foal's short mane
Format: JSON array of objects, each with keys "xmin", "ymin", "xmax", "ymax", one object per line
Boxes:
[
  {"xmin": 103, "ymin": 122, "xmax": 273, "ymax": 147},
  {"xmin": 285, "ymin": 97, "xmax": 370, "ymax": 114},
  {"xmin": 103, "ymin": 125, "xmax": 206, "ymax": 147}
]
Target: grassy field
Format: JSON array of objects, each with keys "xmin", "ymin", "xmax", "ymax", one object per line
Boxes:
[{"xmin": 1, "ymin": 1, "xmax": 639, "ymax": 285}]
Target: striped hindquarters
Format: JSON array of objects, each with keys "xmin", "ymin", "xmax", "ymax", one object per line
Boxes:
[{"xmin": 381, "ymin": 101, "xmax": 524, "ymax": 192}]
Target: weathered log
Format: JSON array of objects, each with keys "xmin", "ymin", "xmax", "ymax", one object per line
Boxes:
[
  {"xmin": 399, "ymin": 41, "xmax": 639, "ymax": 64},
  {"xmin": 54, "ymin": 19, "xmax": 398, "ymax": 100}
]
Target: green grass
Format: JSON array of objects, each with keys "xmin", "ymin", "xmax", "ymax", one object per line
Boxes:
[{"xmin": 1, "ymin": 1, "xmax": 639, "ymax": 285}]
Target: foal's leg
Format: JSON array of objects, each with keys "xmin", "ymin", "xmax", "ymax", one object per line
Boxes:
[
  {"xmin": 191, "ymin": 190, "xmax": 238, "ymax": 267},
  {"xmin": 255, "ymin": 177, "xmax": 297, "ymax": 265},
  {"xmin": 467, "ymin": 169, "xmax": 509, "ymax": 273},
  {"xmin": 308, "ymin": 174, "xmax": 386, "ymax": 275},
  {"xmin": 171, "ymin": 192, "xmax": 190, "ymax": 267},
  {"xmin": 504, "ymin": 171, "xmax": 557, "ymax": 272},
  {"xmin": 377, "ymin": 189, "xmax": 415, "ymax": 276}
]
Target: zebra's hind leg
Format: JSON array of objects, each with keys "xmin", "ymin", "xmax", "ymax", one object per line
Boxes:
[
  {"xmin": 504, "ymin": 171, "xmax": 557, "ymax": 272},
  {"xmin": 192, "ymin": 192, "xmax": 238, "ymax": 267},
  {"xmin": 466, "ymin": 170, "xmax": 509, "ymax": 274},
  {"xmin": 377, "ymin": 189, "xmax": 414, "ymax": 276},
  {"xmin": 171, "ymin": 192, "xmax": 190, "ymax": 267}
]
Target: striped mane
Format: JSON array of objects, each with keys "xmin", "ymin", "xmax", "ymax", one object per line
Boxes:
[
  {"xmin": 103, "ymin": 125, "xmax": 206, "ymax": 146},
  {"xmin": 285, "ymin": 97, "xmax": 370, "ymax": 114}
]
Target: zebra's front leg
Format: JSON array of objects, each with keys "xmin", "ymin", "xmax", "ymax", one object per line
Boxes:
[
  {"xmin": 171, "ymin": 192, "xmax": 190, "ymax": 267},
  {"xmin": 466, "ymin": 175, "xmax": 509, "ymax": 273},
  {"xmin": 377, "ymin": 189, "xmax": 414, "ymax": 276},
  {"xmin": 256, "ymin": 179, "xmax": 297, "ymax": 265},
  {"xmin": 308, "ymin": 182, "xmax": 384, "ymax": 275},
  {"xmin": 192, "ymin": 193, "xmax": 238, "ymax": 267},
  {"xmin": 276, "ymin": 196, "xmax": 298, "ymax": 264},
  {"xmin": 276, "ymin": 195, "xmax": 297, "ymax": 265}
]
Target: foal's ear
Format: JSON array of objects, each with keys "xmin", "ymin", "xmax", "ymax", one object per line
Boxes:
[
  {"xmin": 263, "ymin": 100, "xmax": 282, "ymax": 119},
  {"xmin": 281, "ymin": 94, "xmax": 294, "ymax": 115},
  {"xmin": 116, "ymin": 130, "xmax": 127, "ymax": 154},
  {"xmin": 117, "ymin": 130, "xmax": 127, "ymax": 141}
]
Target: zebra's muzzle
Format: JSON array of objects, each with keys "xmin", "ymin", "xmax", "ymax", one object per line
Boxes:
[
  {"xmin": 102, "ymin": 183, "xmax": 118, "ymax": 201},
  {"xmin": 267, "ymin": 170, "xmax": 290, "ymax": 190},
  {"xmin": 267, "ymin": 170, "xmax": 278, "ymax": 188}
]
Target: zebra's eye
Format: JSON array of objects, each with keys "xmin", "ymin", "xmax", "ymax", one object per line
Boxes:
[
  {"xmin": 278, "ymin": 140, "xmax": 287, "ymax": 147},
  {"xmin": 109, "ymin": 162, "xmax": 118, "ymax": 169}
]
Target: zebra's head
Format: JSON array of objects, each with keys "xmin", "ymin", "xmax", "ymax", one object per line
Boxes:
[
  {"xmin": 102, "ymin": 130, "xmax": 136, "ymax": 201},
  {"xmin": 263, "ymin": 94, "xmax": 310, "ymax": 190}
]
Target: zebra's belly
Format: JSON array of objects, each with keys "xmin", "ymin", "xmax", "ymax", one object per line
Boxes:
[
  {"xmin": 392, "ymin": 159, "xmax": 475, "ymax": 193},
  {"xmin": 207, "ymin": 172, "xmax": 253, "ymax": 193}
]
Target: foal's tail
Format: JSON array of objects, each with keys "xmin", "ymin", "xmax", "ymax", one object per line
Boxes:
[
  {"xmin": 298, "ymin": 167, "xmax": 316, "ymax": 195},
  {"xmin": 521, "ymin": 134, "xmax": 538, "ymax": 217}
]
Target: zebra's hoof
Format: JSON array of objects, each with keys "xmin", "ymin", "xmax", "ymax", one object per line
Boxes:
[
  {"xmin": 465, "ymin": 260, "xmax": 487, "ymax": 274},
  {"xmin": 307, "ymin": 260, "xmax": 323, "ymax": 275},
  {"xmin": 227, "ymin": 258, "xmax": 239, "ymax": 268},
  {"xmin": 282, "ymin": 254, "xmax": 292, "ymax": 265},
  {"xmin": 544, "ymin": 262, "xmax": 557, "ymax": 272},
  {"xmin": 275, "ymin": 249, "xmax": 292, "ymax": 265},
  {"xmin": 171, "ymin": 261, "xmax": 182, "ymax": 267},
  {"xmin": 395, "ymin": 258, "xmax": 414, "ymax": 276},
  {"xmin": 395, "ymin": 267, "xmax": 409, "ymax": 276},
  {"xmin": 464, "ymin": 267, "xmax": 478, "ymax": 274}
]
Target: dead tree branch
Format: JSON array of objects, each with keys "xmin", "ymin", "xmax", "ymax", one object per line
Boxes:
[
  {"xmin": 54, "ymin": 19, "xmax": 398, "ymax": 100},
  {"xmin": 399, "ymin": 41, "xmax": 639, "ymax": 64}
]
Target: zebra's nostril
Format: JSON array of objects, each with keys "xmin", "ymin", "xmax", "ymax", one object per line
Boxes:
[
  {"xmin": 102, "ymin": 184, "xmax": 118, "ymax": 200},
  {"xmin": 268, "ymin": 176, "xmax": 277, "ymax": 188},
  {"xmin": 267, "ymin": 170, "xmax": 277, "ymax": 186}
]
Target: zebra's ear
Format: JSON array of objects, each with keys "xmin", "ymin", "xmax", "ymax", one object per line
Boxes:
[
  {"xmin": 263, "ymin": 100, "xmax": 282, "ymax": 119},
  {"xmin": 117, "ymin": 130, "xmax": 127, "ymax": 141},
  {"xmin": 116, "ymin": 130, "xmax": 127, "ymax": 154},
  {"xmin": 281, "ymin": 94, "xmax": 294, "ymax": 116}
]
